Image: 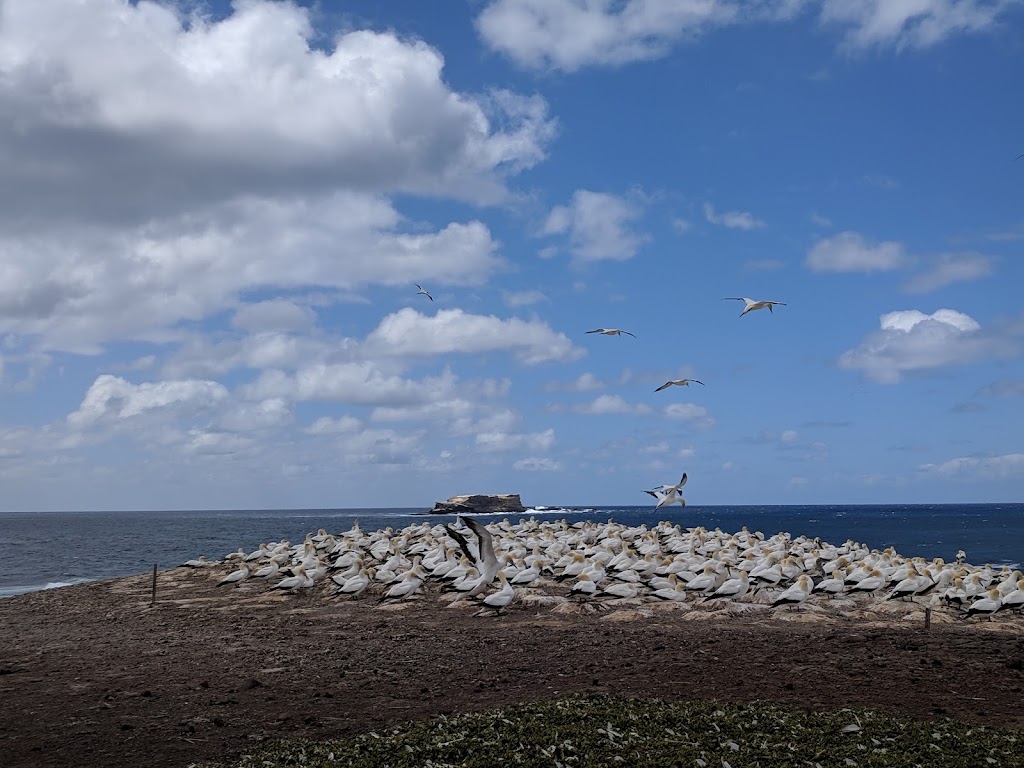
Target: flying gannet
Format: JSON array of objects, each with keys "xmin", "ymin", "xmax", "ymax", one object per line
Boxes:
[
  {"xmin": 414, "ymin": 283, "xmax": 433, "ymax": 301},
  {"xmin": 586, "ymin": 328, "xmax": 636, "ymax": 338},
  {"xmin": 722, "ymin": 297, "xmax": 786, "ymax": 316},
  {"xmin": 654, "ymin": 379, "xmax": 705, "ymax": 392}
]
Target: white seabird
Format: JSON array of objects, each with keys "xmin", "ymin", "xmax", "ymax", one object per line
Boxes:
[
  {"xmin": 445, "ymin": 516, "xmax": 502, "ymax": 598},
  {"xmin": 654, "ymin": 379, "xmax": 705, "ymax": 392},
  {"xmin": 645, "ymin": 487, "xmax": 685, "ymax": 510},
  {"xmin": 414, "ymin": 283, "xmax": 433, "ymax": 301},
  {"xmin": 479, "ymin": 572, "xmax": 515, "ymax": 614},
  {"xmin": 722, "ymin": 297, "xmax": 786, "ymax": 316},
  {"xmin": 771, "ymin": 574, "xmax": 813, "ymax": 608},
  {"xmin": 586, "ymin": 328, "xmax": 636, "ymax": 338},
  {"xmin": 218, "ymin": 564, "xmax": 250, "ymax": 586},
  {"xmin": 647, "ymin": 472, "xmax": 688, "ymax": 495}
]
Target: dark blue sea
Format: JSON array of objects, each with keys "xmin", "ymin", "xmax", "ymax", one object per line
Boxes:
[{"xmin": 1, "ymin": 503, "xmax": 1021, "ymax": 598}]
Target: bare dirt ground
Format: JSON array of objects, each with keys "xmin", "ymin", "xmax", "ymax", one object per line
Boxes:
[{"xmin": 1, "ymin": 566, "xmax": 1022, "ymax": 768}]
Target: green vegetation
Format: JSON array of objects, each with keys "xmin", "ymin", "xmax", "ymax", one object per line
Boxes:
[{"xmin": 201, "ymin": 693, "xmax": 1023, "ymax": 768}]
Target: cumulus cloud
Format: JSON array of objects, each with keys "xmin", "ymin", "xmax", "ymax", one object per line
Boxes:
[
  {"xmin": 363, "ymin": 308, "xmax": 583, "ymax": 364},
  {"xmin": 703, "ymin": 203, "xmax": 765, "ymax": 230},
  {"xmin": 903, "ymin": 252, "xmax": 995, "ymax": 293},
  {"xmin": 67, "ymin": 374, "xmax": 228, "ymax": 429},
  {"xmin": 0, "ymin": 0, "xmax": 557, "ymax": 357},
  {"xmin": 0, "ymin": 0, "xmax": 555, "ymax": 220},
  {"xmin": 805, "ymin": 231, "xmax": 907, "ymax": 273},
  {"xmin": 244, "ymin": 363, "xmax": 458, "ymax": 405},
  {"xmin": 919, "ymin": 453, "xmax": 1024, "ymax": 478},
  {"xmin": 542, "ymin": 190, "xmax": 647, "ymax": 262},
  {"xmin": 838, "ymin": 308, "xmax": 1017, "ymax": 383},
  {"xmin": 475, "ymin": 0, "xmax": 740, "ymax": 71}
]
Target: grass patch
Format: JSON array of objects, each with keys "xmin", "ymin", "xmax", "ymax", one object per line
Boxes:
[{"xmin": 200, "ymin": 693, "xmax": 1023, "ymax": 768}]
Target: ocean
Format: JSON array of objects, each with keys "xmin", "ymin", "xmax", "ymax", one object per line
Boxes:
[{"xmin": 1, "ymin": 503, "xmax": 1021, "ymax": 599}]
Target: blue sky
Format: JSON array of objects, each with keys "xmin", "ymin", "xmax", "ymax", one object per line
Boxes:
[{"xmin": 0, "ymin": 0, "xmax": 1021, "ymax": 511}]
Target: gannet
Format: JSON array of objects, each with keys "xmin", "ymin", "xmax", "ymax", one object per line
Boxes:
[
  {"xmin": 645, "ymin": 487, "xmax": 685, "ymax": 510},
  {"xmin": 217, "ymin": 565, "xmax": 250, "ymax": 586},
  {"xmin": 965, "ymin": 588, "xmax": 1002, "ymax": 620},
  {"xmin": 722, "ymin": 297, "xmax": 786, "ymax": 316},
  {"xmin": 586, "ymin": 328, "xmax": 636, "ymax": 338},
  {"xmin": 414, "ymin": 283, "xmax": 433, "ymax": 301},
  {"xmin": 703, "ymin": 571, "xmax": 750, "ymax": 602},
  {"xmin": 445, "ymin": 516, "xmax": 502, "ymax": 598},
  {"xmin": 771, "ymin": 574, "xmax": 813, "ymax": 608},
  {"xmin": 335, "ymin": 567, "xmax": 372, "ymax": 597},
  {"xmin": 654, "ymin": 379, "xmax": 705, "ymax": 392},
  {"xmin": 647, "ymin": 472, "xmax": 688, "ymax": 495},
  {"xmin": 479, "ymin": 572, "xmax": 514, "ymax": 614}
]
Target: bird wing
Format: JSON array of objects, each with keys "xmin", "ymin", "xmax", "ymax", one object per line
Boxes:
[
  {"xmin": 444, "ymin": 524, "xmax": 477, "ymax": 564},
  {"xmin": 586, "ymin": 329, "xmax": 604, "ymax": 334},
  {"xmin": 722, "ymin": 297, "xmax": 750, "ymax": 302},
  {"xmin": 692, "ymin": 379, "xmax": 705, "ymax": 386},
  {"xmin": 460, "ymin": 515, "xmax": 498, "ymax": 573},
  {"xmin": 623, "ymin": 330, "xmax": 636, "ymax": 338},
  {"xmin": 654, "ymin": 382, "xmax": 673, "ymax": 392},
  {"xmin": 677, "ymin": 472, "xmax": 687, "ymax": 489},
  {"xmin": 415, "ymin": 283, "xmax": 423, "ymax": 290}
]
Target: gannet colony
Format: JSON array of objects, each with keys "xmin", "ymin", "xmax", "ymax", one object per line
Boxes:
[{"xmin": 183, "ymin": 515, "xmax": 1024, "ymax": 626}]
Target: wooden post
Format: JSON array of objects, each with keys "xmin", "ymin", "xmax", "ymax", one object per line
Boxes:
[
  {"xmin": 924, "ymin": 606, "xmax": 931, "ymax": 630},
  {"xmin": 151, "ymin": 563, "xmax": 158, "ymax": 606}
]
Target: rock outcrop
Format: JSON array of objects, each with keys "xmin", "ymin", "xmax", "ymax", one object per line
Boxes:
[{"xmin": 428, "ymin": 493, "xmax": 526, "ymax": 515}]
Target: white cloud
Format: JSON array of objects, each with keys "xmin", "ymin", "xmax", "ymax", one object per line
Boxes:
[
  {"xmin": 780, "ymin": 429, "xmax": 799, "ymax": 444},
  {"xmin": 672, "ymin": 218, "xmax": 692, "ymax": 233},
  {"xmin": 903, "ymin": 252, "xmax": 995, "ymax": 293},
  {"xmin": 838, "ymin": 308, "xmax": 1017, "ymax": 383},
  {"xmin": 0, "ymin": 0, "xmax": 554, "ymax": 215},
  {"xmin": 806, "ymin": 231, "xmax": 908, "ymax": 273},
  {"xmin": 542, "ymin": 190, "xmax": 647, "ymax": 262},
  {"xmin": 475, "ymin": 0, "xmax": 740, "ymax": 71},
  {"xmin": 363, "ymin": 308, "xmax": 583, "ymax": 364},
  {"xmin": 232, "ymin": 300, "xmax": 317, "ymax": 333},
  {"xmin": 245, "ymin": 363, "xmax": 457, "ymax": 405},
  {"xmin": 476, "ymin": 428, "xmax": 555, "ymax": 452},
  {"xmin": 503, "ymin": 289, "xmax": 549, "ymax": 307},
  {"xmin": 548, "ymin": 372, "xmax": 606, "ymax": 392},
  {"xmin": 820, "ymin": 0, "xmax": 1014, "ymax": 51},
  {"xmin": 810, "ymin": 212, "xmax": 832, "ymax": 227},
  {"xmin": 919, "ymin": 453, "xmax": 1024, "ymax": 478},
  {"xmin": 663, "ymin": 403, "xmax": 709, "ymax": 421},
  {"xmin": 979, "ymin": 378, "xmax": 1024, "ymax": 398},
  {"xmin": 514, "ymin": 456, "xmax": 561, "ymax": 471},
  {"xmin": 703, "ymin": 202, "xmax": 765, "ymax": 230},
  {"xmin": 305, "ymin": 415, "xmax": 363, "ymax": 435},
  {"xmin": 574, "ymin": 394, "xmax": 652, "ymax": 416},
  {"xmin": 0, "ymin": 194, "xmax": 505, "ymax": 355},
  {"xmin": 67, "ymin": 374, "xmax": 228, "ymax": 429},
  {"xmin": 213, "ymin": 398, "xmax": 293, "ymax": 432},
  {"xmin": 476, "ymin": 0, "xmax": 1013, "ymax": 73}
]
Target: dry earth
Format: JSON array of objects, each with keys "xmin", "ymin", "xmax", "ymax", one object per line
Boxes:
[{"xmin": 1, "ymin": 566, "xmax": 1022, "ymax": 768}]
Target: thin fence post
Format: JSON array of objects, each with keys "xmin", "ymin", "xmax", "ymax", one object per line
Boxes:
[
  {"xmin": 151, "ymin": 563, "xmax": 158, "ymax": 606},
  {"xmin": 924, "ymin": 606, "xmax": 931, "ymax": 630}
]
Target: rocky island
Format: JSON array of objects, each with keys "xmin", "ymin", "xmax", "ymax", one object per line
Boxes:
[{"xmin": 429, "ymin": 493, "xmax": 526, "ymax": 515}]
